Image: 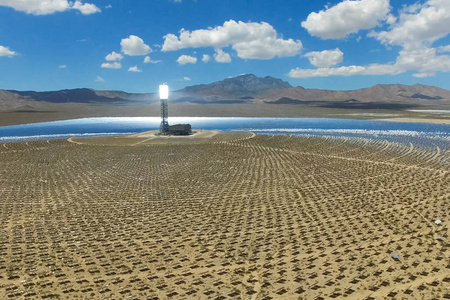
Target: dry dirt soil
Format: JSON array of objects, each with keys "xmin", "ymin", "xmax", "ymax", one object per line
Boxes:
[
  {"xmin": 0, "ymin": 132, "xmax": 449, "ymax": 299},
  {"xmin": 1, "ymin": 103, "xmax": 450, "ymax": 127}
]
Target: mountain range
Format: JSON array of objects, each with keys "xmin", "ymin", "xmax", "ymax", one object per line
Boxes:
[{"xmin": 1, "ymin": 74, "xmax": 450, "ymax": 111}]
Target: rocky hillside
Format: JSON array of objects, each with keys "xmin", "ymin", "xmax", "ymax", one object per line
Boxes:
[
  {"xmin": 7, "ymin": 88, "xmax": 156, "ymax": 104},
  {"xmin": 263, "ymin": 83, "xmax": 450, "ymax": 103},
  {"xmin": 180, "ymin": 74, "xmax": 291, "ymax": 98},
  {"xmin": 1, "ymin": 75, "xmax": 450, "ymax": 111}
]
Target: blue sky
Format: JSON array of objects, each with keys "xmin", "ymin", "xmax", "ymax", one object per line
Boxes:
[{"xmin": 0, "ymin": 0, "xmax": 450, "ymax": 93}]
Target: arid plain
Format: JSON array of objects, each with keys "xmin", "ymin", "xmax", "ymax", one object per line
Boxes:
[{"xmin": 1, "ymin": 131, "xmax": 449, "ymax": 299}]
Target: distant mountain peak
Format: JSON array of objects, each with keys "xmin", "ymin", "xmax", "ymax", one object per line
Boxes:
[
  {"xmin": 1, "ymin": 78, "xmax": 449, "ymax": 110},
  {"xmin": 181, "ymin": 74, "xmax": 292, "ymax": 97}
]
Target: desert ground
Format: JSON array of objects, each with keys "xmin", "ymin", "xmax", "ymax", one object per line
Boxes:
[
  {"xmin": 0, "ymin": 131, "xmax": 449, "ymax": 299},
  {"xmin": 1, "ymin": 103, "xmax": 450, "ymax": 127}
]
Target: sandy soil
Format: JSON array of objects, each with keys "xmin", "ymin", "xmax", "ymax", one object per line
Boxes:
[
  {"xmin": 375, "ymin": 117, "xmax": 450, "ymax": 124},
  {"xmin": 0, "ymin": 132, "xmax": 449, "ymax": 299},
  {"xmin": 1, "ymin": 103, "xmax": 450, "ymax": 126},
  {"xmin": 69, "ymin": 130, "xmax": 241, "ymax": 147}
]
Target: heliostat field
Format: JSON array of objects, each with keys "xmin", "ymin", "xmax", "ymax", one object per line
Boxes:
[{"xmin": 1, "ymin": 132, "xmax": 449, "ymax": 299}]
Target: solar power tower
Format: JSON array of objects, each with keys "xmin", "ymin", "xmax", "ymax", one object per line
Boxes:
[{"xmin": 159, "ymin": 84, "xmax": 169, "ymax": 134}]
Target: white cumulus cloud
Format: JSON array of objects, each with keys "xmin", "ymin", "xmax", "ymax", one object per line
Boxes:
[
  {"xmin": 144, "ymin": 56, "xmax": 161, "ymax": 63},
  {"xmin": 177, "ymin": 54, "xmax": 197, "ymax": 65},
  {"xmin": 304, "ymin": 48, "xmax": 343, "ymax": 68},
  {"xmin": 0, "ymin": 45, "xmax": 18, "ymax": 57},
  {"xmin": 289, "ymin": 64, "xmax": 401, "ymax": 78},
  {"xmin": 128, "ymin": 65, "xmax": 142, "ymax": 72},
  {"xmin": 183, "ymin": 77, "xmax": 191, "ymax": 81},
  {"xmin": 214, "ymin": 49, "xmax": 231, "ymax": 63},
  {"xmin": 291, "ymin": 0, "xmax": 450, "ymax": 79},
  {"xmin": 0, "ymin": 0, "xmax": 100, "ymax": 15},
  {"xmin": 367, "ymin": 0, "xmax": 450, "ymax": 77},
  {"xmin": 437, "ymin": 45, "xmax": 450, "ymax": 53},
  {"xmin": 105, "ymin": 51, "xmax": 123, "ymax": 61},
  {"xmin": 72, "ymin": 0, "xmax": 100, "ymax": 14},
  {"xmin": 369, "ymin": 0, "xmax": 450, "ymax": 50},
  {"xmin": 162, "ymin": 20, "xmax": 302, "ymax": 60},
  {"xmin": 301, "ymin": 0, "xmax": 391, "ymax": 39},
  {"xmin": 121, "ymin": 35, "xmax": 152, "ymax": 56},
  {"xmin": 58, "ymin": 64, "xmax": 67, "ymax": 69},
  {"xmin": 396, "ymin": 47, "xmax": 450, "ymax": 77},
  {"xmin": 95, "ymin": 76, "xmax": 105, "ymax": 82},
  {"xmin": 202, "ymin": 54, "xmax": 210, "ymax": 63},
  {"xmin": 289, "ymin": 47, "xmax": 450, "ymax": 78},
  {"xmin": 101, "ymin": 62, "xmax": 121, "ymax": 69}
]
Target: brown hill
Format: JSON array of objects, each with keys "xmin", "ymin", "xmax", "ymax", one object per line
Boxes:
[
  {"xmin": 2, "ymin": 75, "xmax": 450, "ymax": 111},
  {"xmin": 262, "ymin": 83, "xmax": 450, "ymax": 103}
]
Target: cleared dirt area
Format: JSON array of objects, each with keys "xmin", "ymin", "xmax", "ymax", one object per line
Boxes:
[
  {"xmin": 69, "ymin": 130, "xmax": 227, "ymax": 146},
  {"xmin": 1, "ymin": 104, "xmax": 450, "ymax": 127},
  {"xmin": 0, "ymin": 132, "xmax": 449, "ymax": 299},
  {"xmin": 375, "ymin": 118, "xmax": 450, "ymax": 124}
]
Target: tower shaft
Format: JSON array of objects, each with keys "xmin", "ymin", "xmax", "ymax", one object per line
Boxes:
[{"xmin": 160, "ymin": 99, "xmax": 169, "ymax": 134}]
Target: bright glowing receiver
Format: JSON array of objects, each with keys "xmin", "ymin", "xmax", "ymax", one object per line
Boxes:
[
  {"xmin": 159, "ymin": 84, "xmax": 169, "ymax": 100},
  {"xmin": 159, "ymin": 83, "xmax": 169, "ymax": 134}
]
